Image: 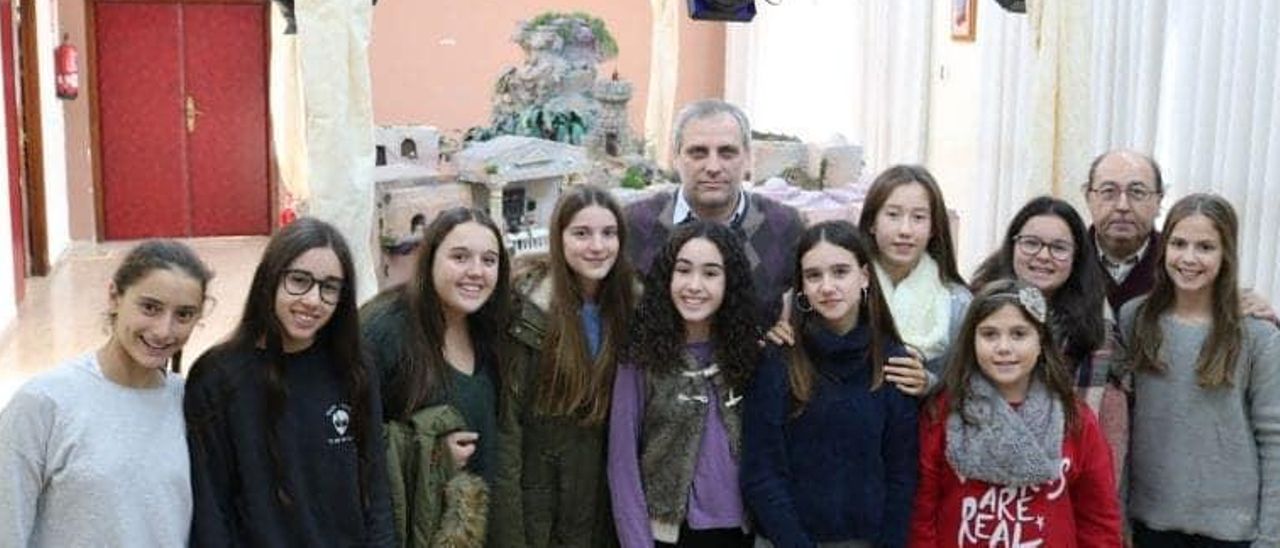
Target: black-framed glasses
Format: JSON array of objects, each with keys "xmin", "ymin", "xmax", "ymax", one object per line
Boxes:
[
  {"xmin": 1087, "ymin": 183, "xmax": 1161, "ymax": 203},
  {"xmin": 281, "ymin": 269, "xmax": 343, "ymax": 305},
  {"xmin": 1013, "ymin": 235, "xmax": 1074, "ymax": 261}
]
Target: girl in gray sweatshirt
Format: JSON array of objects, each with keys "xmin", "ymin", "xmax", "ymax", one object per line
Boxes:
[
  {"xmin": 0, "ymin": 241, "xmax": 213, "ymax": 547},
  {"xmin": 1120, "ymin": 194, "xmax": 1280, "ymax": 547}
]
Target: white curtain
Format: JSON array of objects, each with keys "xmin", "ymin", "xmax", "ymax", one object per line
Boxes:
[
  {"xmin": 964, "ymin": 6, "xmax": 1034, "ymax": 274},
  {"xmin": 970, "ymin": 0, "xmax": 1280, "ymax": 301},
  {"xmin": 1150, "ymin": 0, "xmax": 1280, "ymax": 303},
  {"xmin": 296, "ymin": 0, "xmax": 378, "ymax": 303},
  {"xmin": 645, "ymin": 0, "xmax": 680, "ymax": 168},
  {"xmin": 271, "ymin": 3, "xmax": 309, "ymax": 202},
  {"xmin": 724, "ymin": 0, "xmax": 933, "ymax": 174},
  {"xmin": 1090, "ymin": 0, "xmax": 1167, "ymax": 153}
]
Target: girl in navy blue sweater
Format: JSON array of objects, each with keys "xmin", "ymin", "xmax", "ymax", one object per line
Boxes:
[{"xmin": 743, "ymin": 220, "xmax": 918, "ymax": 548}]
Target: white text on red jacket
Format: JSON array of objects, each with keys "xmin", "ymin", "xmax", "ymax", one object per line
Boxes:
[{"xmin": 956, "ymin": 459, "xmax": 1071, "ymax": 547}]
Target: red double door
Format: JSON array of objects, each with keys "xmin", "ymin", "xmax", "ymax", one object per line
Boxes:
[{"xmin": 96, "ymin": 1, "xmax": 270, "ymax": 239}]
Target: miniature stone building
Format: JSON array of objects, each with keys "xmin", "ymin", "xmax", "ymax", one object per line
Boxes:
[
  {"xmin": 454, "ymin": 135, "xmax": 590, "ymax": 255},
  {"xmin": 586, "ymin": 74, "xmax": 633, "ymax": 158},
  {"xmin": 375, "ymin": 125, "xmax": 441, "ymax": 170},
  {"xmin": 750, "ymin": 137, "xmax": 864, "ymax": 188}
]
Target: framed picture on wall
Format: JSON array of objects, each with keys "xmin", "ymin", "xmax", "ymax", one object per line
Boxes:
[{"xmin": 952, "ymin": 0, "xmax": 977, "ymax": 41}]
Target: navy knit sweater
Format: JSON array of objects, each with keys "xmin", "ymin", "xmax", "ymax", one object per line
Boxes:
[{"xmin": 742, "ymin": 324, "xmax": 918, "ymax": 548}]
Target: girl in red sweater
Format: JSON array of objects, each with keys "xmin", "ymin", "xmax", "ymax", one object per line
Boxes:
[{"xmin": 909, "ymin": 279, "xmax": 1121, "ymax": 548}]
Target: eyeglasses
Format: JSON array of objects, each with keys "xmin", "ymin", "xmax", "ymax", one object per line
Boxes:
[
  {"xmin": 1087, "ymin": 183, "xmax": 1161, "ymax": 203},
  {"xmin": 281, "ymin": 269, "xmax": 344, "ymax": 305},
  {"xmin": 1013, "ymin": 235, "xmax": 1075, "ymax": 261}
]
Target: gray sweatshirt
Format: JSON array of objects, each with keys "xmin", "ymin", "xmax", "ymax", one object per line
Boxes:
[
  {"xmin": 0, "ymin": 352, "xmax": 191, "ymax": 547},
  {"xmin": 1120, "ymin": 301, "xmax": 1280, "ymax": 546}
]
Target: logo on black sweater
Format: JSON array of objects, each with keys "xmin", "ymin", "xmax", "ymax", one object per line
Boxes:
[{"xmin": 326, "ymin": 403, "xmax": 354, "ymax": 445}]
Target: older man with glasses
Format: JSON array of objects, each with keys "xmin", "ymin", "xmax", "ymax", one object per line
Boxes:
[{"xmin": 1083, "ymin": 148, "xmax": 1275, "ymax": 321}]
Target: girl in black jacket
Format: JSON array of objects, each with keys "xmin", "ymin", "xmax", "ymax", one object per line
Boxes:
[{"xmin": 185, "ymin": 217, "xmax": 394, "ymax": 547}]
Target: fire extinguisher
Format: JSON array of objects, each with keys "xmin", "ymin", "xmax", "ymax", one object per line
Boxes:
[{"xmin": 55, "ymin": 33, "xmax": 78, "ymax": 100}]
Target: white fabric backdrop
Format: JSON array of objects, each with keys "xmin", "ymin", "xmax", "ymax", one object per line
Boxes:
[
  {"xmin": 297, "ymin": 0, "xmax": 378, "ymax": 303},
  {"xmin": 1152, "ymin": 0, "xmax": 1280, "ymax": 302},
  {"xmin": 1091, "ymin": 0, "xmax": 1280, "ymax": 302},
  {"xmin": 965, "ymin": 6, "xmax": 1033, "ymax": 274},
  {"xmin": 724, "ymin": 0, "xmax": 933, "ymax": 175},
  {"xmin": 971, "ymin": 0, "xmax": 1280, "ymax": 302},
  {"xmin": 645, "ymin": 0, "xmax": 680, "ymax": 167}
]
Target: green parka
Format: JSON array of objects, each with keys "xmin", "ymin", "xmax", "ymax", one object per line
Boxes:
[
  {"xmin": 384, "ymin": 404, "xmax": 489, "ymax": 548},
  {"xmin": 489, "ymin": 259, "xmax": 619, "ymax": 548}
]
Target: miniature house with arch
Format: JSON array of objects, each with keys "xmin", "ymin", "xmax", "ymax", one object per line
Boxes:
[{"xmin": 454, "ymin": 135, "xmax": 590, "ymax": 254}]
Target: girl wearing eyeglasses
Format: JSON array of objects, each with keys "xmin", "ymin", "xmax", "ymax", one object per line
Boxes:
[
  {"xmin": 971, "ymin": 196, "xmax": 1128, "ymax": 485},
  {"xmin": 185, "ymin": 217, "xmax": 394, "ymax": 546}
]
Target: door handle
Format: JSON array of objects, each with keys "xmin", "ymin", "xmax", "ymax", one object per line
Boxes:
[{"xmin": 185, "ymin": 95, "xmax": 203, "ymax": 133}]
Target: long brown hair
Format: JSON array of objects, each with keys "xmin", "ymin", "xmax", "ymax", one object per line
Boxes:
[
  {"xmin": 857, "ymin": 164, "xmax": 966, "ymax": 287},
  {"xmin": 208, "ymin": 218, "xmax": 371, "ymax": 508},
  {"xmin": 935, "ymin": 279, "xmax": 1079, "ymax": 430},
  {"xmin": 532, "ymin": 185, "xmax": 635, "ymax": 425},
  {"xmin": 970, "ymin": 196, "xmax": 1107, "ymax": 362},
  {"xmin": 392, "ymin": 207, "xmax": 512, "ymax": 419},
  {"xmin": 1131, "ymin": 193, "xmax": 1241, "ymax": 388},
  {"xmin": 785, "ymin": 221, "xmax": 901, "ymax": 415}
]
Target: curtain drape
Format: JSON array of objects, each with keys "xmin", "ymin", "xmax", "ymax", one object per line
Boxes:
[
  {"xmin": 724, "ymin": 0, "xmax": 932, "ymax": 175},
  {"xmin": 1150, "ymin": 0, "xmax": 1280, "ymax": 302},
  {"xmin": 965, "ymin": 6, "xmax": 1033, "ymax": 273},
  {"xmin": 977, "ymin": 0, "xmax": 1280, "ymax": 301},
  {"xmin": 294, "ymin": 0, "xmax": 378, "ymax": 303},
  {"xmin": 645, "ymin": 0, "xmax": 680, "ymax": 168}
]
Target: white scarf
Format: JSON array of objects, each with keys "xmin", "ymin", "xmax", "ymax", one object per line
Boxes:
[{"xmin": 875, "ymin": 255, "xmax": 952, "ymax": 360}]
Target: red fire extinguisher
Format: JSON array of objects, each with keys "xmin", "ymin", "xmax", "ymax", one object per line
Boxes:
[{"xmin": 55, "ymin": 33, "xmax": 78, "ymax": 100}]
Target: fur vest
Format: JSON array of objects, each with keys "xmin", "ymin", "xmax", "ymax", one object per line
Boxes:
[{"xmin": 640, "ymin": 353, "xmax": 744, "ymax": 523}]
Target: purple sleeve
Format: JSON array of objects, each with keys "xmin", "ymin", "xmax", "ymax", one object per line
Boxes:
[{"xmin": 607, "ymin": 365, "xmax": 654, "ymax": 548}]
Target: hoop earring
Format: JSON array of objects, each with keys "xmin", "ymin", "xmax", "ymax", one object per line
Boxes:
[{"xmin": 796, "ymin": 294, "xmax": 813, "ymax": 313}]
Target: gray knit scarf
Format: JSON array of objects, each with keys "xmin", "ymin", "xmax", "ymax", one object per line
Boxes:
[{"xmin": 945, "ymin": 375, "xmax": 1064, "ymax": 487}]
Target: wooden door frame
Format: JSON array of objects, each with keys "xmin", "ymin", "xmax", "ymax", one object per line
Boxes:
[
  {"xmin": 17, "ymin": 0, "xmax": 47, "ymax": 275},
  {"xmin": 87, "ymin": 0, "xmax": 275, "ymax": 241},
  {"xmin": 3, "ymin": 0, "xmax": 25, "ymax": 300}
]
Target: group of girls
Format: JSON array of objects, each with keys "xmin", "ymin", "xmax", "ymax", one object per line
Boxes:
[{"xmin": 1, "ymin": 164, "xmax": 1275, "ymax": 548}]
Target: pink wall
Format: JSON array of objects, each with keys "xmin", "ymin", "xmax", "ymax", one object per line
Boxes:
[
  {"xmin": 369, "ymin": 1, "xmax": 726, "ymax": 136},
  {"xmin": 56, "ymin": 2, "xmax": 726, "ymax": 243}
]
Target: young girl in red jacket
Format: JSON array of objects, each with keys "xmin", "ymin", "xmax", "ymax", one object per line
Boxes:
[{"xmin": 908, "ymin": 279, "xmax": 1122, "ymax": 548}]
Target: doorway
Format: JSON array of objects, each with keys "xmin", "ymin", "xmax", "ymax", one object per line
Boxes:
[{"xmin": 92, "ymin": 0, "xmax": 270, "ymax": 240}]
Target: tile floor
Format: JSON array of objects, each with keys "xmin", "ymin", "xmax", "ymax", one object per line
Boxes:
[{"xmin": 0, "ymin": 237, "xmax": 268, "ymax": 407}]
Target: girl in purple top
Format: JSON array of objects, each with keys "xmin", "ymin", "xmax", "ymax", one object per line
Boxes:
[{"xmin": 608, "ymin": 221, "xmax": 762, "ymax": 548}]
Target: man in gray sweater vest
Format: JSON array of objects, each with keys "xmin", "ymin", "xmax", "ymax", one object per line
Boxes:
[{"xmin": 624, "ymin": 99, "xmax": 804, "ymax": 323}]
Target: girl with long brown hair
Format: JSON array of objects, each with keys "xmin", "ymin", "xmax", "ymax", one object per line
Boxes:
[
  {"xmin": 857, "ymin": 165, "xmax": 971, "ymax": 396},
  {"xmin": 360, "ymin": 206, "xmax": 511, "ymax": 545},
  {"xmin": 1121, "ymin": 193, "xmax": 1280, "ymax": 546},
  {"xmin": 742, "ymin": 221, "xmax": 917, "ymax": 547},
  {"xmin": 909, "ymin": 279, "xmax": 1121, "ymax": 547},
  {"xmin": 185, "ymin": 218, "xmax": 393, "ymax": 546},
  {"xmin": 609, "ymin": 220, "xmax": 762, "ymax": 548},
  {"xmin": 491, "ymin": 185, "xmax": 635, "ymax": 547}
]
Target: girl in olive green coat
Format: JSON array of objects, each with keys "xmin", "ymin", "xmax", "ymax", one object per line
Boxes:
[{"xmin": 491, "ymin": 185, "xmax": 636, "ymax": 548}]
